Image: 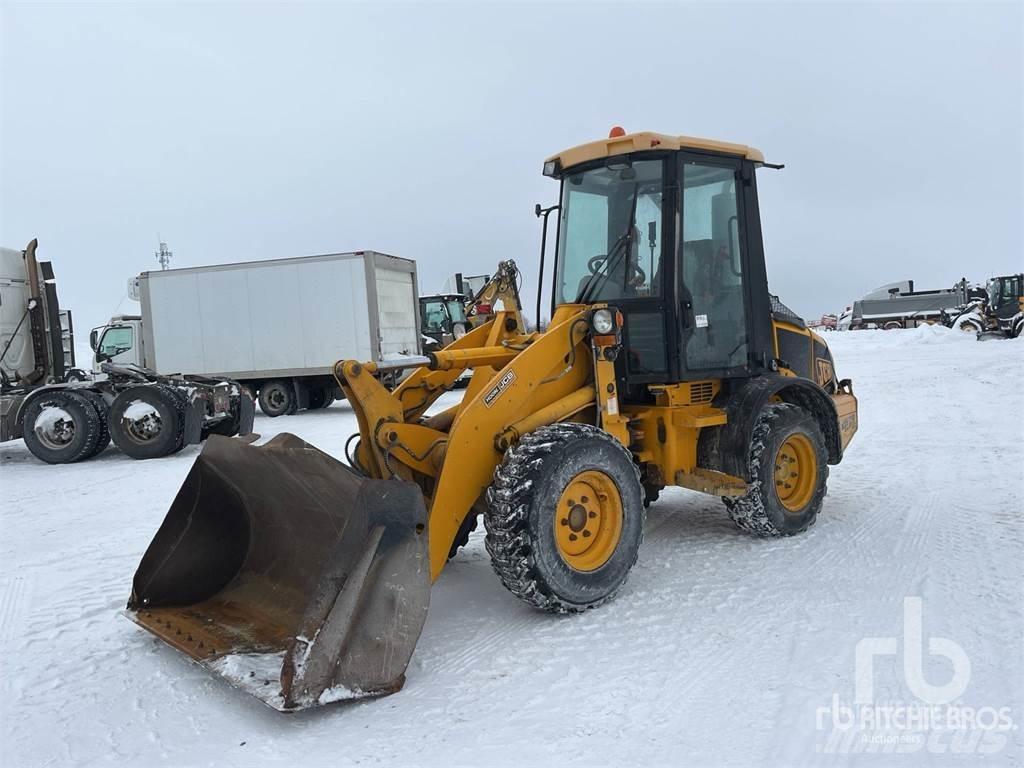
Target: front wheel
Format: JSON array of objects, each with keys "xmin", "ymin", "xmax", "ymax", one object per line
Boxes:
[
  {"xmin": 484, "ymin": 423, "xmax": 645, "ymax": 613},
  {"xmin": 22, "ymin": 391, "xmax": 103, "ymax": 464},
  {"xmin": 724, "ymin": 403, "xmax": 828, "ymax": 536}
]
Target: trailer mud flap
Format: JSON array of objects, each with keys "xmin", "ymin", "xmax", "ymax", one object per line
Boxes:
[{"xmin": 125, "ymin": 433, "xmax": 430, "ymax": 711}]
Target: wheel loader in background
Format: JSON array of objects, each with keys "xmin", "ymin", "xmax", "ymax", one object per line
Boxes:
[{"xmin": 126, "ymin": 129, "xmax": 859, "ymax": 712}]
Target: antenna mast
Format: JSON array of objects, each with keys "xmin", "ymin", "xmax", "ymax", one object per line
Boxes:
[{"xmin": 155, "ymin": 240, "xmax": 173, "ymax": 270}]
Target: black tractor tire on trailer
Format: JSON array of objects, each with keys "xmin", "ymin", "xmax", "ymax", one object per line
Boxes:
[
  {"xmin": 258, "ymin": 379, "xmax": 297, "ymax": 417},
  {"xmin": 21, "ymin": 390, "xmax": 103, "ymax": 464},
  {"xmin": 77, "ymin": 390, "xmax": 112, "ymax": 458},
  {"xmin": 307, "ymin": 387, "xmax": 334, "ymax": 410},
  {"xmin": 723, "ymin": 403, "xmax": 829, "ymax": 537},
  {"xmin": 484, "ymin": 423, "xmax": 645, "ymax": 613},
  {"xmin": 108, "ymin": 384, "xmax": 186, "ymax": 460}
]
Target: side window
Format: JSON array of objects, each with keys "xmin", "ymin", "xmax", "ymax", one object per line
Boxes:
[
  {"xmin": 558, "ymin": 189, "xmax": 609, "ymax": 302},
  {"xmin": 681, "ymin": 161, "xmax": 748, "ymax": 371},
  {"xmin": 99, "ymin": 326, "xmax": 133, "ymax": 357}
]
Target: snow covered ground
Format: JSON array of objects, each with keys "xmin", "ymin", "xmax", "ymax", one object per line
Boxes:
[{"xmin": 2, "ymin": 327, "xmax": 1021, "ymax": 766}]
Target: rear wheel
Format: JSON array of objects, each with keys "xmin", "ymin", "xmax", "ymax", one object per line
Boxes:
[
  {"xmin": 109, "ymin": 385, "xmax": 185, "ymax": 459},
  {"xmin": 22, "ymin": 390, "xmax": 102, "ymax": 464},
  {"xmin": 307, "ymin": 387, "xmax": 334, "ymax": 410},
  {"xmin": 258, "ymin": 380, "xmax": 296, "ymax": 417},
  {"xmin": 723, "ymin": 403, "xmax": 828, "ymax": 536},
  {"xmin": 484, "ymin": 423, "xmax": 645, "ymax": 613}
]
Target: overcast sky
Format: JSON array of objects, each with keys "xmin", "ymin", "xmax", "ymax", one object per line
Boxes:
[{"xmin": 2, "ymin": 1, "xmax": 1021, "ymax": 338}]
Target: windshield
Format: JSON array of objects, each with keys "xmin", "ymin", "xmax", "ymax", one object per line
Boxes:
[
  {"xmin": 554, "ymin": 159, "xmax": 664, "ymax": 304},
  {"xmin": 422, "ymin": 298, "xmax": 466, "ymax": 333}
]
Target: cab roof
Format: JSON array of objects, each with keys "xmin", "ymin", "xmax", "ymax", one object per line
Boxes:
[{"xmin": 545, "ymin": 130, "xmax": 765, "ymax": 175}]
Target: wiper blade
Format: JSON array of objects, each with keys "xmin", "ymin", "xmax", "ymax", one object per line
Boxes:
[{"xmin": 575, "ymin": 182, "xmax": 641, "ymax": 304}]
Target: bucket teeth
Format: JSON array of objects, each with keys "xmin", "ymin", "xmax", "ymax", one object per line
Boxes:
[{"xmin": 125, "ymin": 434, "xmax": 430, "ymax": 711}]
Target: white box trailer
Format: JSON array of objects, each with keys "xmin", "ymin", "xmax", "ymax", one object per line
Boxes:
[{"xmin": 91, "ymin": 251, "xmax": 420, "ymax": 416}]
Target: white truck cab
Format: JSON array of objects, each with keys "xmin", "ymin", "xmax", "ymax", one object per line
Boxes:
[{"xmin": 90, "ymin": 315, "xmax": 144, "ymax": 372}]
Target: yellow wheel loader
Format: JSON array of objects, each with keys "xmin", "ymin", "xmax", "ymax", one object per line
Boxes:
[{"xmin": 126, "ymin": 129, "xmax": 859, "ymax": 711}]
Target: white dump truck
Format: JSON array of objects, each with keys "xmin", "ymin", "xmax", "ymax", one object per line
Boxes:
[
  {"xmin": 2, "ymin": 239, "xmax": 254, "ymax": 463},
  {"xmin": 91, "ymin": 251, "xmax": 421, "ymax": 416}
]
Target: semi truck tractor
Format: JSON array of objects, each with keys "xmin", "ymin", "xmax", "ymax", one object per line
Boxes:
[
  {"xmin": 90, "ymin": 251, "xmax": 421, "ymax": 416},
  {"xmin": 2, "ymin": 239, "xmax": 254, "ymax": 463}
]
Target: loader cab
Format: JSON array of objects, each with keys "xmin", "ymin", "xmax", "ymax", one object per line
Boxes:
[
  {"xmin": 987, "ymin": 274, "xmax": 1023, "ymax": 320},
  {"xmin": 548, "ymin": 132, "xmax": 774, "ymax": 399}
]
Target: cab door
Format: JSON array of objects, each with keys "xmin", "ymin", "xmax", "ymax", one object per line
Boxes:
[{"xmin": 675, "ymin": 153, "xmax": 767, "ymax": 381}]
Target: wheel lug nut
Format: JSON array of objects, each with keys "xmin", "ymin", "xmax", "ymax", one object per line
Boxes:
[
  {"xmin": 582, "ymin": 530, "xmax": 591, "ymax": 538},
  {"xmin": 560, "ymin": 518, "xmax": 569, "ymax": 526},
  {"xmin": 568, "ymin": 533, "xmax": 578, "ymax": 541},
  {"xmin": 588, "ymin": 511, "xmax": 597, "ymax": 519},
  {"xmin": 581, "ymin": 496, "xmax": 589, "ymax": 504}
]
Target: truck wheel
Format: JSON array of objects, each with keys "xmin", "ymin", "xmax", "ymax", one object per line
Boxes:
[
  {"xmin": 307, "ymin": 387, "xmax": 334, "ymax": 410},
  {"xmin": 78, "ymin": 390, "xmax": 112, "ymax": 457},
  {"xmin": 1011, "ymin": 314, "xmax": 1023, "ymax": 339},
  {"xmin": 21, "ymin": 391, "xmax": 102, "ymax": 464},
  {"xmin": 108, "ymin": 385, "xmax": 185, "ymax": 459},
  {"xmin": 64, "ymin": 368, "xmax": 89, "ymax": 383},
  {"xmin": 882, "ymin": 320, "xmax": 903, "ymax": 330},
  {"xmin": 484, "ymin": 423, "xmax": 645, "ymax": 613},
  {"xmin": 258, "ymin": 380, "xmax": 296, "ymax": 417},
  {"xmin": 723, "ymin": 403, "xmax": 828, "ymax": 537}
]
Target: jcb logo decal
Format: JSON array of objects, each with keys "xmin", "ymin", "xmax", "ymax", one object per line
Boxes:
[
  {"xmin": 815, "ymin": 358, "xmax": 835, "ymax": 386},
  {"xmin": 484, "ymin": 370, "xmax": 516, "ymax": 408}
]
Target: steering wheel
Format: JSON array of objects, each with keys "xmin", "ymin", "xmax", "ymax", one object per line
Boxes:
[{"xmin": 587, "ymin": 255, "xmax": 608, "ymax": 274}]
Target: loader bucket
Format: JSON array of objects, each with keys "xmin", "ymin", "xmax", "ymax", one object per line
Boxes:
[{"xmin": 125, "ymin": 433, "xmax": 430, "ymax": 712}]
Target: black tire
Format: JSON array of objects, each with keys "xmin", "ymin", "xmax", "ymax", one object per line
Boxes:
[
  {"xmin": 21, "ymin": 390, "xmax": 103, "ymax": 464},
  {"xmin": 723, "ymin": 403, "xmax": 828, "ymax": 537},
  {"xmin": 882, "ymin": 320, "xmax": 903, "ymax": 330},
  {"xmin": 258, "ymin": 380, "xmax": 296, "ymax": 417},
  {"xmin": 77, "ymin": 390, "xmax": 112, "ymax": 458},
  {"xmin": 1011, "ymin": 314, "xmax": 1023, "ymax": 339},
  {"xmin": 954, "ymin": 313, "xmax": 984, "ymax": 334},
  {"xmin": 484, "ymin": 423, "xmax": 645, "ymax": 613},
  {"xmin": 108, "ymin": 385, "xmax": 185, "ymax": 459},
  {"xmin": 307, "ymin": 387, "xmax": 334, "ymax": 410},
  {"xmin": 64, "ymin": 368, "xmax": 89, "ymax": 383}
]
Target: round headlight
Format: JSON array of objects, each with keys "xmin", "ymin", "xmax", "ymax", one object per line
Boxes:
[{"xmin": 592, "ymin": 309, "xmax": 614, "ymax": 334}]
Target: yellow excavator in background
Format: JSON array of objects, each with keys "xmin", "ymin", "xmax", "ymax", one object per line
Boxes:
[{"xmin": 126, "ymin": 128, "xmax": 858, "ymax": 712}]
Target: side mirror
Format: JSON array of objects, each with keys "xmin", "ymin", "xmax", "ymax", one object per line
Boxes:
[
  {"xmin": 96, "ymin": 351, "xmax": 110, "ymax": 363},
  {"xmin": 89, "ymin": 329, "xmax": 99, "ymax": 351}
]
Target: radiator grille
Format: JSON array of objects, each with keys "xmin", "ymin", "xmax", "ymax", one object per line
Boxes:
[{"xmin": 689, "ymin": 381, "xmax": 714, "ymax": 404}]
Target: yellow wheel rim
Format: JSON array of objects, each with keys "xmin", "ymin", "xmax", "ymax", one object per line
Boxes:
[
  {"xmin": 774, "ymin": 433, "xmax": 817, "ymax": 513},
  {"xmin": 554, "ymin": 470, "xmax": 623, "ymax": 572}
]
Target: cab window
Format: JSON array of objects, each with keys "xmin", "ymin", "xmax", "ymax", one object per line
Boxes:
[{"xmin": 99, "ymin": 326, "xmax": 133, "ymax": 357}]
